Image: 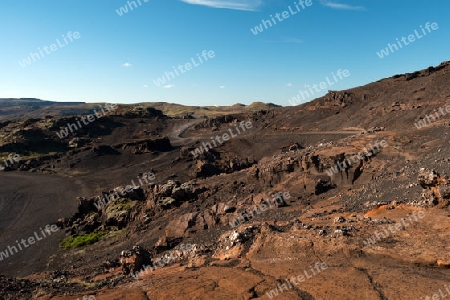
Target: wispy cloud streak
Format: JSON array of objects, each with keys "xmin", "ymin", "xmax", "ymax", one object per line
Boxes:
[
  {"xmin": 179, "ymin": 0, "xmax": 262, "ymax": 11},
  {"xmin": 320, "ymin": 0, "xmax": 365, "ymax": 11}
]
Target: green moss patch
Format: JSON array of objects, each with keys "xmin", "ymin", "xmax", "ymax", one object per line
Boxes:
[{"xmin": 59, "ymin": 232, "xmax": 104, "ymax": 249}]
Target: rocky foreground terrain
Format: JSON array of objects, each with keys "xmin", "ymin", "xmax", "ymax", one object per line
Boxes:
[{"xmin": 1, "ymin": 62, "xmax": 450, "ymax": 299}]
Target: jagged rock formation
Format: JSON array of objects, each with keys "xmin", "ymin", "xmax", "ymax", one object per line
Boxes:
[
  {"xmin": 414, "ymin": 168, "xmax": 450, "ymax": 207},
  {"xmin": 2, "ymin": 62, "xmax": 450, "ymax": 299}
]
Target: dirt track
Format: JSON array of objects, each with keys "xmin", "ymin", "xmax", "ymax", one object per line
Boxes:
[{"xmin": 1, "ymin": 61, "xmax": 450, "ymax": 298}]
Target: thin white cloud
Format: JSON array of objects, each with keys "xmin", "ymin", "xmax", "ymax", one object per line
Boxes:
[
  {"xmin": 179, "ymin": 0, "xmax": 262, "ymax": 11},
  {"xmin": 320, "ymin": 0, "xmax": 366, "ymax": 11},
  {"xmin": 219, "ymin": 85, "xmax": 225, "ymax": 89},
  {"xmin": 285, "ymin": 83, "xmax": 293, "ymax": 87},
  {"xmin": 122, "ymin": 63, "xmax": 132, "ymax": 67},
  {"xmin": 163, "ymin": 84, "xmax": 175, "ymax": 89},
  {"xmin": 143, "ymin": 84, "xmax": 150, "ymax": 88}
]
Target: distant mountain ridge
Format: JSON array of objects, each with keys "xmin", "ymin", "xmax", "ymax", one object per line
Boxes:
[
  {"xmin": 0, "ymin": 99, "xmax": 281, "ymax": 121},
  {"xmin": 2, "ymin": 61, "xmax": 449, "ymax": 124},
  {"xmin": 0, "ymin": 98, "xmax": 85, "ymax": 106}
]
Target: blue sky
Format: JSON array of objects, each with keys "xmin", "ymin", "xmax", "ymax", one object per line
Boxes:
[{"xmin": 0, "ymin": 0, "xmax": 448, "ymax": 106}]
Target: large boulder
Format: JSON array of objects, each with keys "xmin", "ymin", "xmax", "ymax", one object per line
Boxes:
[
  {"xmin": 414, "ymin": 168, "xmax": 449, "ymax": 207},
  {"xmin": 119, "ymin": 245, "xmax": 152, "ymax": 276},
  {"xmin": 418, "ymin": 168, "xmax": 441, "ymax": 188},
  {"xmin": 314, "ymin": 179, "xmax": 336, "ymax": 195},
  {"xmin": 152, "ymin": 180, "xmax": 205, "ymax": 209},
  {"xmin": 104, "ymin": 198, "xmax": 137, "ymax": 228},
  {"xmin": 165, "ymin": 212, "xmax": 198, "ymax": 242}
]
